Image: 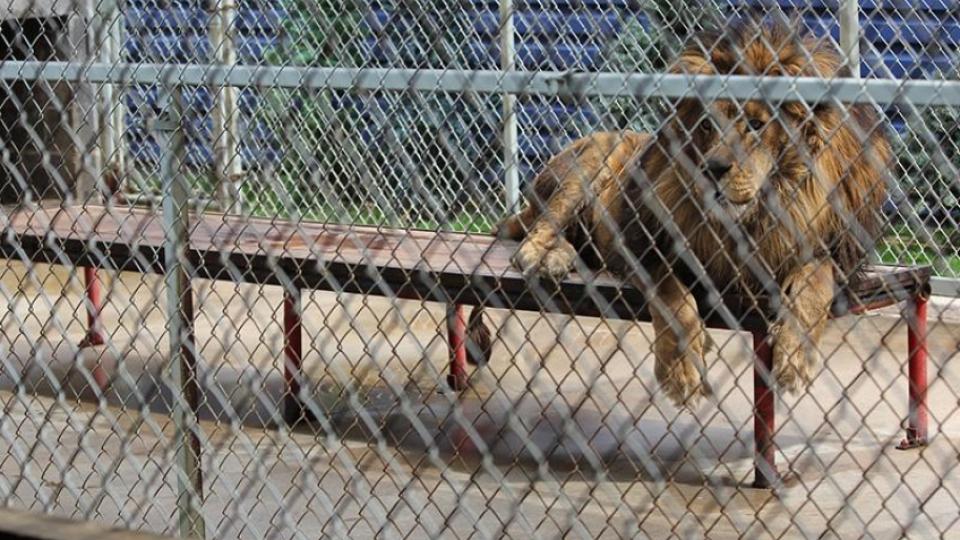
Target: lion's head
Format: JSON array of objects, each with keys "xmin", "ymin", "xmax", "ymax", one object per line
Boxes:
[{"xmin": 638, "ymin": 20, "xmax": 892, "ymax": 280}]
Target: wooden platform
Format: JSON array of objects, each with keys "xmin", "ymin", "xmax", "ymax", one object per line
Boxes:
[{"xmin": 0, "ymin": 204, "xmax": 931, "ymax": 331}]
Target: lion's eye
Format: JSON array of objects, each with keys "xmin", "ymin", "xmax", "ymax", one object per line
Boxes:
[{"xmin": 747, "ymin": 118, "xmax": 765, "ymax": 132}]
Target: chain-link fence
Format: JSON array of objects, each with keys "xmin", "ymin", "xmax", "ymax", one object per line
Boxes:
[
  {"xmin": 101, "ymin": 0, "xmax": 960, "ymax": 282},
  {"xmin": 1, "ymin": 0, "xmax": 958, "ymax": 538}
]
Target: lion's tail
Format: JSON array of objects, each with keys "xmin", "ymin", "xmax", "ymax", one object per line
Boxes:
[{"xmin": 465, "ymin": 305, "xmax": 493, "ymax": 366}]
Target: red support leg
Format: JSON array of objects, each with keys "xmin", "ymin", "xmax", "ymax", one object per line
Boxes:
[
  {"xmin": 80, "ymin": 267, "xmax": 105, "ymax": 347},
  {"xmin": 283, "ymin": 290, "xmax": 306, "ymax": 425},
  {"xmin": 898, "ymin": 295, "xmax": 928, "ymax": 450},
  {"xmin": 753, "ymin": 331, "xmax": 777, "ymax": 488},
  {"xmin": 446, "ymin": 304, "xmax": 468, "ymax": 391},
  {"xmin": 79, "ymin": 267, "xmax": 109, "ymax": 391}
]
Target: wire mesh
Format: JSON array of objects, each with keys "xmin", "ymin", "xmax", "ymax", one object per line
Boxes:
[{"xmin": 0, "ymin": 1, "xmax": 958, "ymax": 539}]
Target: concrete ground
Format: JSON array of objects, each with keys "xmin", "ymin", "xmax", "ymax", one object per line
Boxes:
[{"xmin": 1, "ymin": 261, "xmax": 959, "ymax": 539}]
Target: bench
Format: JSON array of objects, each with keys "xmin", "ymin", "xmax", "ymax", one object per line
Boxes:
[{"xmin": 0, "ymin": 203, "xmax": 931, "ymax": 488}]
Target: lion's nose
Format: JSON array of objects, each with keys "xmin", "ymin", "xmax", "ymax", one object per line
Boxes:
[{"xmin": 705, "ymin": 160, "xmax": 732, "ymax": 183}]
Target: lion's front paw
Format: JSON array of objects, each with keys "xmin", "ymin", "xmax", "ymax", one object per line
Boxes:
[
  {"xmin": 654, "ymin": 335, "xmax": 713, "ymax": 408},
  {"xmin": 655, "ymin": 354, "xmax": 711, "ymax": 408},
  {"xmin": 652, "ymin": 307, "xmax": 713, "ymax": 408},
  {"xmin": 541, "ymin": 239, "xmax": 576, "ymax": 277},
  {"xmin": 512, "ymin": 237, "xmax": 549, "ymax": 274},
  {"xmin": 512, "ymin": 236, "xmax": 576, "ymax": 280},
  {"xmin": 770, "ymin": 323, "xmax": 819, "ymax": 394}
]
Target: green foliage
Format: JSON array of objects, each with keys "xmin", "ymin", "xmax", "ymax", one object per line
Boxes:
[
  {"xmin": 250, "ymin": 0, "xmax": 368, "ymax": 219},
  {"xmin": 251, "ymin": 1, "xmax": 495, "ymax": 227},
  {"xmin": 896, "ymin": 106, "xmax": 960, "ymax": 219},
  {"xmin": 885, "ymin": 106, "xmax": 960, "ymax": 276},
  {"xmin": 605, "ymin": 17, "xmax": 667, "ymax": 132},
  {"xmin": 604, "ymin": 2, "xmax": 723, "ymax": 132},
  {"xmin": 264, "ymin": 0, "xmax": 365, "ymax": 67},
  {"xmin": 877, "ymin": 225, "xmax": 960, "ymax": 277}
]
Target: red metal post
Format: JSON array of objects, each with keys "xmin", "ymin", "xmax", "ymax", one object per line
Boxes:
[
  {"xmin": 446, "ymin": 304, "xmax": 468, "ymax": 391},
  {"xmin": 283, "ymin": 290, "xmax": 305, "ymax": 425},
  {"xmin": 80, "ymin": 266, "xmax": 105, "ymax": 347},
  {"xmin": 753, "ymin": 331, "xmax": 777, "ymax": 488},
  {"xmin": 898, "ymin": 295, "xmax": 928, "ymax": 450},
  {"xmin": 79, "ymin": 267, "xmax": 109, "ymax": 390}
]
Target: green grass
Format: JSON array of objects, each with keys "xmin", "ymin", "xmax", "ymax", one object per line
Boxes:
[
  {"xmin": 127, "ymin": 170, "xmax": 499, "ymax": 233},
  {"xmin": 878, "ymin": 245, "xmax": 960, "ymax": 276},
  {"xmin": 271, "ymin": 205, "xmax": 497, "ymax": 234},
  {"xmin": 877, "ymin": 225, "xmax": 960, "ymax": 277}
]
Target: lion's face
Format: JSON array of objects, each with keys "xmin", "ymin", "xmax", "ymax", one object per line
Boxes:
[
  {"xmin": 671, "ymin": 97, "xmax": 805, "ymax": 223},
  {"xmin": 632, "ymin": 20, "xmax": 890, "ymax": 281},
  {"xmin": 661, "ymin": 21, "xmax": 849, "ymax": 225}
]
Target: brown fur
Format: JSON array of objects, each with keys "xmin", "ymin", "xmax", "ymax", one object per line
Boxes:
[{"xmin": 467, "ymin": 21, "xmax": 892, "ymax": 407}]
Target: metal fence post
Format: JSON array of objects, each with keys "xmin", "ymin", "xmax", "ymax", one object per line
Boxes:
[
  {"xmin": 500, "ymin": 0, "xmax": 520, "ymax": 213},
  {"xmin": 158, "ymin": 85, "xmax": 206, "ymax": 539},
  {"xmin": 209, "ymin": 0, "xmax": 244, "ymax": 212},
  {"xmin": 839, "ymin": 0, "xmax": 861, "ymax": 77},
  {"xmin": 70, "ymin": 1, "xmax": 100, "ymax": 201},
  {"xmin": 94, "ymin": 0, "xmax": 126, "ymax": 196}
]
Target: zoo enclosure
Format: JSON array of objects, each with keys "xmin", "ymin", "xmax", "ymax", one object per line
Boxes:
[{"xmin": 0, "ymin": 0, "xmax": 957, "ymax": 539}]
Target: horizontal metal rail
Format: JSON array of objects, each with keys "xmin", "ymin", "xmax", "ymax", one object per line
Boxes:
[{"xmin": 3, "ymin": 61, "xmax": 960, "ymax": 105}]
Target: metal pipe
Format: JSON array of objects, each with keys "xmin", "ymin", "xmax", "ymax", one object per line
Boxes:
[
  {"xmin": 898, "ymin": 295, "xmax": 929, "ymax": 449},
  {"xmin": 499, "ymin": 0, "xmax": 520, "ymax": 213},
  {"xmin": 283, "ymin": 290, "xmax": 305, "ymax": 425},
  {"xmin": 96, "ymin": 0, "xmax": 126, "ymax": 196},
  {"xmin": 80, "ymin": 267, "xmax": 109, "ymax": 391},
  {"xmin": 80, "ymin": 266, "xmax": 105, "ymax": 348},
  {"xmin": 159, "ymin": 86, "xmax": 206, "ymax": 539},
  {"xmin": 209, "ymin": 0, "xmax": 244, "ymax": 212},
  {"xmin": 839, "ymin": 0, "xmax": 861, "ymax": 78},
  {"xmin": 446, "ymin": 304, "xmax": 468, "ymax": 391},
  {"xmin": 7, "ymin": 62, "xmax": 960, "ymax": 106}
]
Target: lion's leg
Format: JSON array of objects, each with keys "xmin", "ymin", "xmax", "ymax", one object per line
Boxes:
[
  {"xmin": 511, "ymin": 173, "xmax": 588, "ymax": 279},
  {"xmin": 493, "ymin": 205, "xmax": 540, "ymax": 240},
  {"xmin": 647, "ymin": 270, "xmax": 712, "ymax": 407},
  {"xmin": 769, "ymin": 259, "xmax": 834, "ymax": 393},
  {"xmin": 492, "ymin": 163, "xmax": 561, "ymax": 241}
]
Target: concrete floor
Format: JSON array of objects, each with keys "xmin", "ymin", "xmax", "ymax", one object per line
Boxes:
[{"xmin": 1, "ymin": 262, "xmax": 959, "ymax": 539}]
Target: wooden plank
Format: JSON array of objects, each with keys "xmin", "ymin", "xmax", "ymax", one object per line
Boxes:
[{"xmin": 0, "ymin": 205, "xmax": 931, "ymax": 331}]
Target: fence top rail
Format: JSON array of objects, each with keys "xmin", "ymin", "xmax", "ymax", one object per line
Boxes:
[{"xmin": 3, "ymin": 61, "xmax": 960, "ymax": 106}]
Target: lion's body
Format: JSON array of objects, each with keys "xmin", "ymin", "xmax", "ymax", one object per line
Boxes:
[{"xmin": 470, "ymin": 21, "xmax": 893, "ymax": 406}]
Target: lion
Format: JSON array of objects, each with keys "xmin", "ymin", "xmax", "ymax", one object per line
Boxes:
[{"xmin": 466, "ymin": 21, "xmax": 892, "ymax": 407}]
